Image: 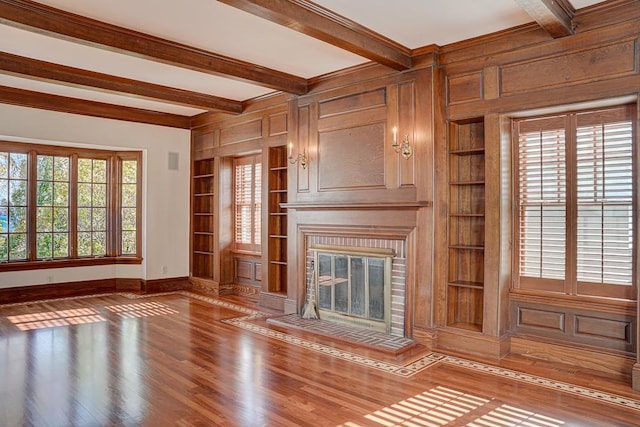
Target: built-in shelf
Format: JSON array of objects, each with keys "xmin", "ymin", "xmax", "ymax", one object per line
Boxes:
[
  {"xmin": 448, "ymin": 148, "xmax": 485, "ymax": 156},
  {"xmin": 266, "ymin": 146, "xmax": 288, "ymax": 294},
  {"xmin": 191, "ymin": 158, "xmax": 216, "ymax": 280},
  {"xmin": 447, "ymin": 119, "xmax": 485, "ymax": 333}
]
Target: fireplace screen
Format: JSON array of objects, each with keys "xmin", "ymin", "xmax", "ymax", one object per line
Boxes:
[{"xmin": 313, "ymin": 245, "xmax": 392, "ymax": 333}]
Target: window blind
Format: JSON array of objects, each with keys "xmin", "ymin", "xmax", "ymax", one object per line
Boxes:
[
  {"xmin": 576, "ymin": 119, "xmax": 633, "ymax": 285},
  {"xmin": 234, "ymin": 155, "xmax": 261, "ymax": 249},
  {"xmin": 518, "ymin": 124, "xmax": 566, "ymax": 280}
]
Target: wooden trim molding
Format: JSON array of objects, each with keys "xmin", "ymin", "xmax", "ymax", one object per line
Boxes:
[
  {"xmin": 218, "ymin": 0, "xmax": 412, "ymax": 71},
  {"xmin": 0, "ymin": 279, "xmax": 117, "ymax": 304},
  {"xmin": 0, "ymin": 257, "xmax": 143, "ymax": 273},
  {"xmin": 515, "ymin": 0, "xmax": 575, "ymax": 38},
  {"xmin": 0, "ymin": 85, "xmax": 191, "ymax": 128},
  {"xmin": 0, "ymin": 0, "xmax": 308, "ymax": 95},
  {"xmin": 0, "ymin": 276, "xmax": 191, "ymax": 304},
  {"xmin": 282, "ymin": 201, "xmax": 431, "ymax": 210},
  {"xmin": 0, "ymin": 52, "xmax": 243, "ymax": 113}
]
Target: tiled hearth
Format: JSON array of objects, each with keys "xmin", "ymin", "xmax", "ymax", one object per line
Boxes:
[{"xmin": 267, "ymin": 313, "xmax": 415, "ymax": 354}]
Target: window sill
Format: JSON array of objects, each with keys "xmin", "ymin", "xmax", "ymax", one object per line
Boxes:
[{"xmin": 0, "ymin": 257, "xmax": 143, "ymax": 272}]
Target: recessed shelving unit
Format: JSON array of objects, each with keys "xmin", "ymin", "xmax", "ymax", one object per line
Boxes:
[
  {"xmin": 267, "ymin": 146, "xmax": 288, "ymax": 293},
  {"xmin": 447, "ymin": 119, "xmax": 485, "ymax": 332},
  {"xmin": 191, "ymin": 158, "xmax": 215, "ymax": 280}
]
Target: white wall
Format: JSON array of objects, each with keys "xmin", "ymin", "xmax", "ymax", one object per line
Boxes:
[{"xmin": 0, "ymin": 104, "xmax": 191, "ymax": 288}]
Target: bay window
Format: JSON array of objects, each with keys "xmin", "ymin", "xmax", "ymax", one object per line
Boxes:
[{"xmin": 0, "ymin": 141, "xmax": 141, "ymax": 270}]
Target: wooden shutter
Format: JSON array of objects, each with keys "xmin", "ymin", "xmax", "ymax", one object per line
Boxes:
[
  {"xmin": 576, "ymin": 108, "xmax": 634, "ymax": 297},
  {"xmin": 234, "ymin": 154, "xmax": 261, "ymax": 251},
  {"xmin": 517, "ymin": 116, "xmax": 567, "ymax": 291}
]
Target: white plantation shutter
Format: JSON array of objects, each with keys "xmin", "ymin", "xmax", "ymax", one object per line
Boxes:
[
  {"xmin": 576, "ymin": 117, "xmax": 633, "ymax": 286},
  {"xmin": 516, "ymin": 106, "xmax": 635, "ymax": 298},
  {"xmin": 234, "ymin": 155, "xmax": 261, "ymax": 250},
  {"xmin": 518, "ymin": 119, "xmax": 566, "ymax": 281}
]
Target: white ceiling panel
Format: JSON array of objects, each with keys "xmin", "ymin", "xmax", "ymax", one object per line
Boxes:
[
  {"xmin": 0, "ymin": 74, "xmax": 205, "ymax": 115},
  {"xmin": 32, "ymin": 0, "xmax": 368, "ymax": 78}
]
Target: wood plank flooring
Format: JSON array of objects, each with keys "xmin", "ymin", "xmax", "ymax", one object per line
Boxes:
[{"xmin": 0, "ymin": 291, "xmax": 639, "ymax": 426}]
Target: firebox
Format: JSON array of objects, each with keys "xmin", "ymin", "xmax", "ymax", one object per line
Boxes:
[{"xmin": 312, "ymin": 244, "xmax": 393, "ymax": 333}]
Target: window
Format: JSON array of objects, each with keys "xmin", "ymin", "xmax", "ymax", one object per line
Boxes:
[
  {"xmin": 515, "ymin": 106, "xmax": 635, "ymax": 299},
  {"xmin": 233, "ymin": 154, "xmax": 261, "ymax": 252},
  {"xmin": 0, "ymin": 141, "xmax": 141, "ymax": 270}
]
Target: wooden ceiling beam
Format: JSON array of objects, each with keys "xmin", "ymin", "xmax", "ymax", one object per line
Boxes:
[
  {"xmin": 0, "ymin": 85, "xmax": 192, "ymax": 128},
  {"xmin": 218, "ymin": 0, "xmax": 412, "ymax": 71},
  {"xmin": 515, "ymin": 0, "xmax": 575, "ymax": 38},
  {"xmin": 0, "ymin": 0, "xmax": 308, "ymax": 95},
  {"xmin": 0, "ymin": 52, "xmax": 243, "ymax": 114}
]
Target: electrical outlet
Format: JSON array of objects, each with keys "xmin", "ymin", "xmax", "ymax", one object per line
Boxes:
[
  {"xmin": 47, "ymin": 275, "xmax": 54, "ymax": 283},
  {"xmin": 162, "ymin": 265, "xmax": 168, "ymax": 274}
]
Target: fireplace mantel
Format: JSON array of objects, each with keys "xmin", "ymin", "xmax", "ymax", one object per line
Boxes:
[{"xmin": 282, "ymin": 201, "xmax": 431, "ymax": 210}]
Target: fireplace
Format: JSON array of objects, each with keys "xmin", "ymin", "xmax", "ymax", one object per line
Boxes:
[
  {"xmin": 304, "ymin": 235, "xmax": 407, "ymax": 337},
  {"xmin": 313, "ymin": 244, "xmax": 393, "ymax": 333}
]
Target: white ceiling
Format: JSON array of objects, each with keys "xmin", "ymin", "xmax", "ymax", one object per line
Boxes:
[{"xmin": 0, "ymin": 0, "xmax": 607, "ymax": 117}]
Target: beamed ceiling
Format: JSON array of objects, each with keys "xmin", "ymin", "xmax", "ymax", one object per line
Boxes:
[{"xmin": 0, "ymin": 0, "xmax": 608, "ymax": 128}]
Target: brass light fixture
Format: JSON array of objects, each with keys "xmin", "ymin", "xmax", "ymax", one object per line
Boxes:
[
  {"xmin": 392, "ymin": 126, "xmax": 413, "ymax": 160},
  {"xmin": 288, "ymin": 142, "xmax": 307, "ymax": 169}
]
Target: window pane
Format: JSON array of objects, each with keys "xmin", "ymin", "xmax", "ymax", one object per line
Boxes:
[
  {"xmin": 37, "ymin": 155, "xmax": 69, "ymax": 259},
  {"xmin": 120, "ymin": 159, "xmax": 138, "ymax": 255},
  {"xmin": 121, "ymin": 231, "xmax": 135, "ymax": 255},
  {"xmin": 9, "ymin": 233, "xmax": 26, "ymax": 260},
  {"xmin": 0, "ymin": 152, "xmax": 28, "ymax": 261},
  {"xmin": 122, "ymin": 160, "xmax": 137, "ymax": 183},
  {"xmin": 78, "ymin": 159, "xmax": 109, "ymax": 257}
]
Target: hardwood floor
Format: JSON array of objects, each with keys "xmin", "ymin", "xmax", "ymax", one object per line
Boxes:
[{"xmin": 0, "ymin": 291, "xmax": 639, "ymax": 426}]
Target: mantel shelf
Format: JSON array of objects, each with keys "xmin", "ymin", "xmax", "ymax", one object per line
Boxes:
[{"xmin": 281, "ymin": 201, "xmax": 431, "ymax": 210}]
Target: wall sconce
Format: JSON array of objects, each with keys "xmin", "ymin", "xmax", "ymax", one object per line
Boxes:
[
  {"xmin": 288, "ymin": 142, "xmax": 307, "ymax": 169},
  {"xmin": 392, "ymin": 126, "xmax": 413, "ymax": 160}
]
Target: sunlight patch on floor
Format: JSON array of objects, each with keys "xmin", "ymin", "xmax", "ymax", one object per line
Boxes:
[
  {"xmin": 105, "ymin": 301, "xmax": 178, "ymax": 318},
  {"xmin": 6, "ymin": 307, "xmax": 105, "ymax": 330},
  {"xmin": 339, "ymin": 386, "xmax": 491, "ymax": 427}
]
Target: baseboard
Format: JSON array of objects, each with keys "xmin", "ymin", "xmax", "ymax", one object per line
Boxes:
[
  {"xmin": 412, "ymin": 326, "xmax": 437, "ymax": 350},
  {"xmin": 0, "ymin": 279, "xmax": 117, "ymax": 304},
  {"xmin": 143, "ymin": 277, "xmax": 191, "ymax": 293},
  {"xmin": 260, "ymin": 291, "xmax": 285, "ymax": 311},
  {"xmin": 511, "ymin": 335, "xmax": 636, "ymax": 377},
  {"xmin": 189, "ymin": 277, "xmax": 220, "ymax": 295},
  {"xmin": 232, "ymin": 283, "xmax": 260, "ymax": 299},
  {"xmin": 0, "ymin": 276, "xmax": 192, "ymax": 305},
  {"xmin": 437, "ymin": 327, "xmax": 510, "ymax": 359}
]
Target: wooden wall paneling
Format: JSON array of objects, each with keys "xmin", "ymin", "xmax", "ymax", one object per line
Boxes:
[
  {"xmin": 447, "ymin": 71, "xmax": 483, "ymax": 105},
  {"xmin": 317, "ymin": 122, "xmax": 386, "ymax": 191},
  {"xmin": 386, "ymin": 83, "xmax": 399, "ymax": 190},
  {"xmin": 483, "ymin": 66, "xmax": 500, "ymax": 100},
  {"xmin": 483, "ymin": 114, "xmax": 511, "ymax": 341},
  {"xmin": 318, "ymin": 88, "xmax": 386, "ymax": 118},
  {"xmin": 411, "ymin": 67, "xmax": 435, "ymax": 334},
  {"xmin": 217, "ymin": 157, "xmax": 233, "ymax": 288},
  {"xmin": 634, "ymin": 98, "xmax": 640, "ymax": 391},
  {"xmin": 432, "ymin": 67, "xmax": 449, "ymax": 329},
  {"xmin": 398, "ymin": 80, "xmax": 416, "ymax": 187},
  {"xmin": 219, "ymin": 118, "xmax": 263, "ymax": 146},
  {"xmin": 500, "ymin": 39, "xmax": 637, "ymax": 96},
  {"xmin": 268, "ymin": 111, "xmax": 288, "ymax": 137},
  {"xmin": 295, "ymin": 104, "xmax": 311, "ymax": 193}
]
